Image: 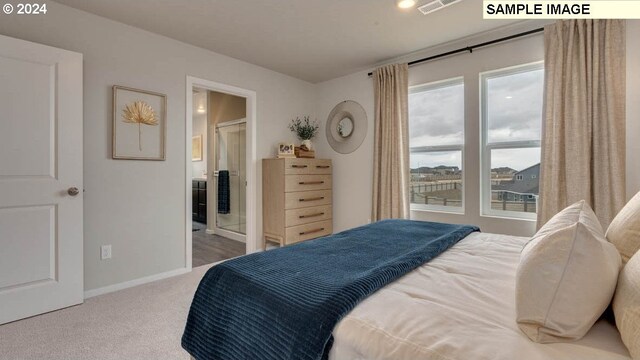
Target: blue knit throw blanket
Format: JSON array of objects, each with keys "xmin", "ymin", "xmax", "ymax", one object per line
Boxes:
[
  {"xmin": 217, "ymin": 170, "xmax": 230, "ymax": 214},
  {"xmin": 182, "ymin": 219, "xmax": 479, "ymax": 360}
]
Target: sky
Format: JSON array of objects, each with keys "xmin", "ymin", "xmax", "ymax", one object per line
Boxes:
[{"xmin": 409, "ymin": 68, "xmax": 543, "ymax": 171}]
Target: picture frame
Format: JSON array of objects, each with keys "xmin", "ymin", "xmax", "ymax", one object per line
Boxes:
[
  {"xmin": 277, "ymin": 142, "xmax": 296, "ymax": 158},
  {"xmin": 112, "ymin": 85, "xmax": 167, "ymax": 160},
  {"xmin": 192, "ymin": 135, "xmax": 203, "ymax": 162}
]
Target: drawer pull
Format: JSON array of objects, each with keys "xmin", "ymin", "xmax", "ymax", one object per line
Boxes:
[
  {"xmin": 299, "ymin": 228, "xmax": 325, "ymax": 236},
  {"xmin": 299, "ymin": 181, "xmax": 324, "ymax": 185},
  {"xmin": 299, "ymin": 197, "xmax": 325, "ymax": 202},
  {"xmin": 291, "ymin": 165, "xmax": 308, "ymax": 168},
  {"xmin": 316, "ymin": 165, "xmax": 331, "ymax": 169},
  {"xmin": 299, "ymin": 212, "xmax": 325, "ymax": 219}
]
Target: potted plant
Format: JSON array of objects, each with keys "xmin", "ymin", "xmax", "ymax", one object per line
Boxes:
[{"xmin": 288, "ymin": 116, "xmax": 319, "ymax": 150}]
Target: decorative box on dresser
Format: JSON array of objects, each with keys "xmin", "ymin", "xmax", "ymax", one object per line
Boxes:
[{"xmin": 262, "ymin": 158, "xmax": 333, "ymax": 248}]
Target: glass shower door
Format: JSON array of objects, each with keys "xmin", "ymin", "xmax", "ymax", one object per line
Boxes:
[{"xmin": 215, "ymin": 122, "xmax": 246, "ymax": 235}]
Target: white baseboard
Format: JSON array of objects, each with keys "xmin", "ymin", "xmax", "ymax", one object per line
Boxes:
[
  {"xmin": 206, "ymin": 227, "xmax": 246, "ymax": 243},
  {"xmin": 84, "ymin": 267, "xmax": 190, "ymax": 299}
]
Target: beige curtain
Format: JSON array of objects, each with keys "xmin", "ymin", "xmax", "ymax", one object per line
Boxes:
[
  {"xmin": 538, "ymin": 20, "xmax": 626, "ymax": 228},
  {"xmin": 372, "ymin": 63, "xmax": 410, "ymax": 221}
]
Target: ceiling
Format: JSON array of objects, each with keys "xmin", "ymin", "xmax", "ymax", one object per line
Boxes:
[{"xmin": 54, "ymin": 0, "xmax": 520, "ymax": 83}]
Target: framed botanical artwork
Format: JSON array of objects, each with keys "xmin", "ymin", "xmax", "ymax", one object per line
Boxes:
[
  {"xmin": 112, "ymin": 85, "xmax": 167, "ymax": 160},
  {"xmin": 192, "ymin": 135, "xmax": 203, "ymax": 161}
]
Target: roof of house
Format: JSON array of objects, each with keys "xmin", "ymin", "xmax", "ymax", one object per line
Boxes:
[{"xmin": 493, "ymin": 163, "xmax": 540, "ymax": 195}]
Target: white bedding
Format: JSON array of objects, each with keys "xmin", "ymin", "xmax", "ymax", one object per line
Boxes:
[{"xmin": 330, "ymin": 232, "xmax": 631, "ymax": 360}]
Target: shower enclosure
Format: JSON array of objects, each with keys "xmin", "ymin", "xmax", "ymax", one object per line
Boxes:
[{"xmin": 214, "ymin": 120, "xmax": 246, "ymax": 238}]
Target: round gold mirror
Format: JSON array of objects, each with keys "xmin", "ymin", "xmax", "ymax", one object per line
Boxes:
[
  {"xmin": 326, "ymin": 101, "xmax": 367, "ymax": 154},
  {"xmin": 337, "ymin": 117, "xmax": 354, "ymax": 138}
]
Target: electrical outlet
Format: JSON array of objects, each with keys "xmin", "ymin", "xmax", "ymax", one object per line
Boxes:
[
  {"xmin": 101, "ymin": 245, "xmax": 112, "ymax": 260},
  {"xmin": 367, "ymin": 218, "xmax": 371, "ymax": 224}
]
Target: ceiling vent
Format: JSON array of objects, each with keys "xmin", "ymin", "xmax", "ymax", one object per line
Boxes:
[{"xmin": 418, "ymin": 0, "xmax": 463, "ymax": 15}]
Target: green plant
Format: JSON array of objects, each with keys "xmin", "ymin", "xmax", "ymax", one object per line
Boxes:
[{"xmin": 288, "ymin": 116, "xmax": 319, "ymax": 141}]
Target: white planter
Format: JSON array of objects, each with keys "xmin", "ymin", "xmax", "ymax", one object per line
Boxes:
[{"xmin": 301, "ymin": 139, "xmax": 313, "ymax": 150}]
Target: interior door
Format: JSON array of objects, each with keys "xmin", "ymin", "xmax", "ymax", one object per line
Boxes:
[{"xmin": 0, "ymin": 35, "xmax": 83, "ymax": 324}]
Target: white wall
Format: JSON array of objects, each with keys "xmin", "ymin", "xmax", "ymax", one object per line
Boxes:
[
  {"xmin": 316, "ymin": 21, "xmax": 640, "ymax": 237},
  {"xmin": 0, "ymin": 1, "xmax": 315, "ymax": 291},
  {"xmin": 1, "ymin": 4, "xmax": 637, "ymax": 291},
  {"xmin": 192, "ymin": 93, "xmax": 207, "ymax": 179},
  {"xmin": 314, "ymin": 72, "xmax": 375, "ymax": 231}
]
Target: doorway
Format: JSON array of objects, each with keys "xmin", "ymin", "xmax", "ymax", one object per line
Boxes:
[{"xmin": 186, "ymin": 77, "xmax": 257, "ymax": 270}]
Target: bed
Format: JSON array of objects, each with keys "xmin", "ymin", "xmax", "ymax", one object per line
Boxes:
[
  {"xmin": 183, "ymin": 220, "xmax": 631, "ymax": 360},
  {"xmin": 330, "ymin": 232, "xmax": 630, "ymax": 360}
]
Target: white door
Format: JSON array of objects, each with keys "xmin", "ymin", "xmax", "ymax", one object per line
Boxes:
[{"xmin": 0, "ymin": 35, "xmax": 83, "ymax": 324}]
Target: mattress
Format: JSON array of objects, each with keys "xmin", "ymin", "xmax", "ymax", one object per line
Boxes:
[{"xmin": 330, "ymin": 232, "xmax": 631, "ymax": 360}]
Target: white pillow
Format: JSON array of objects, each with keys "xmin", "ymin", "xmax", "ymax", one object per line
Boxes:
[
  {"xmin": 516, "ymin": 200, "xmax": 621, "ymax": 343},
  {"xmin": 606, "ymin": 191, "xmax": 640, "ymax": 265},
  {"xmin": 613, "ymin": 250, "xmax": 640, "ymax": 359}
]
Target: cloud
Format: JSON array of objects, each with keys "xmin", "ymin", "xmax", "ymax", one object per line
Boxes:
[
  {"xmin": 409, "ymin": 68, "xmax": 543, "ymax": 170},
  {"xmin": 491, "ymin": 148, "xmax": 541, "ymax": 170},
  {"xmin": 409, "ymin": 70, "xmax": 543, "ymax": 146},
  {"xmin": 409, "ymin": 83, "xmax": 464, "ymax": 146},
  {"xmin": 486, "ymin": 69, "xmax": 544, "ymax": 142}
]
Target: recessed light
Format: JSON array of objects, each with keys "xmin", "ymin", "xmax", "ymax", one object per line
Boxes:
[
  {"xmin": 505, "ymin": 96, "xmax": 513, "ymax": 99},
  {"xmin": 397, "ymin": 0, "xmax": 416, "ymax": 9}
]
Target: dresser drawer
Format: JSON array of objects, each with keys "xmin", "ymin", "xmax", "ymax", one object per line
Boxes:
[
  {"xmin": 285, "ymin": 220, "xmax": 332, "ymax": 245},
  {"xmin": 284, "ymin": 159, "xmax": 332, "ymax": 175},
  {"xmin": 285, "ymin": 205, "xmax": 332, "ymax": 227},
  {"xmin": 285, "ymin": 190, "xmax": 331, "ymax": 209},
  {"xmin": 285, "ymin": 174, "xmax": 332, "ymax": 192}
]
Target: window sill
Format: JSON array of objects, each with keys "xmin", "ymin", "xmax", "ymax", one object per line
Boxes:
[
  {"xmin": 480, "ymin": 212, "xmax": 537, "ymax": 222},
  {"xmin": 410, "ymin": 205, "xmax": 464, "ymax": 216}
]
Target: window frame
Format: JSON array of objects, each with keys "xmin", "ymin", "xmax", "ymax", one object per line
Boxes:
[
  {"xmin": 480, "ymin": 62, "xmax": 544, "ymax": 220},
  {"xmin": 409, "ymin": 77, "xmax": 465, "ymax": 214}
]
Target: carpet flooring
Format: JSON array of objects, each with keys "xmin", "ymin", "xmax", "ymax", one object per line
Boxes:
[{"xmin": 0, "ymin": 265, "xmax": 215, "ymax": 360}]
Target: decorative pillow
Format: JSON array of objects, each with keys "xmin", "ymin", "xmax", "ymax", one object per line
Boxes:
[
  {"xmin": 613, "ymin": 250, "xmax": 640, "ymax": 359},
  {"xmin": 515, "ymin": 200, "xmax": 621, "ymax": 343},
  {"xmin": 606, "ymin": 191, "xmax": 640, "ymax": 265}
]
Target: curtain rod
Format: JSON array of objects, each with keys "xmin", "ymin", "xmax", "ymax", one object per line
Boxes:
[{"xmin": 367, "ymin": 27, "xmax": 544, "ymax": 77}]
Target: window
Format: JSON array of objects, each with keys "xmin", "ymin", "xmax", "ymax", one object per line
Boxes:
[
  {"xmin": 481, "ymin": 63, "xmax": 543, "ymax": 218},
  {"xmin": 409, "ymin": 78, "xmax": 464, "ymax": 212}
]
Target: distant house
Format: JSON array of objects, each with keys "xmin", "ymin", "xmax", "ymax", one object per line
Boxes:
[
  {"xmin": 491, "ymin": 167, "xmax": 517, "ymax": 178},
  {"xmin": 492, "ymin": 164, "xmax": 540, "ymax": 201}
]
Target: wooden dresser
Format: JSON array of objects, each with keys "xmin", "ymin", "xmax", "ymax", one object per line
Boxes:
[{"xmin": 262, "ymin": 158, "xmax": 333, "ymax": 248}]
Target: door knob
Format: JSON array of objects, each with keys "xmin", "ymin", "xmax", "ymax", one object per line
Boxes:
[{"xmin": 68, "ymin": 187, "xmax": 80, "ymax": 196}]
